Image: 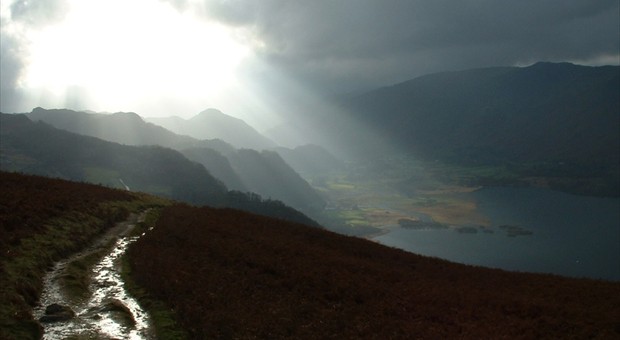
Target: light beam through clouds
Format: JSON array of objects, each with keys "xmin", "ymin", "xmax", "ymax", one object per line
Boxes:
[
  {"xmin": 1, "ymin": 0, "xmax": 618, "ymax": 145},
  {"xmin": 1, "ymin": 0, "xmax": 253, "ymax": 119}
]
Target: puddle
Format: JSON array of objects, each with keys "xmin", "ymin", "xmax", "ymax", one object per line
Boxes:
[{"xmin": 33, "ymin": 212, "xmax": 154, "ymax": 339}]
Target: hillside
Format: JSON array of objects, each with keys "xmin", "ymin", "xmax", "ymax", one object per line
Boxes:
[
  {"xmin": 23, "ymin": 108, "xmax": 325, "ymax": 211},
  {"xmin": 0, "ymin": 171, "xmax": 168, "ymax": 339},
  {"xmin": 0, "ymin": 114, "xmax": 227, "ymax": 205},
  {"xmin": 227, "ymin": 149, "xmax": 326, "ymax": 213},
  {"xmin": 146, "ymin": 108, "xmax": 277, "ymax": 150},
  {"xmin": 0, "ymin": 114, "xmax": 318, "ymax": 226},
  {"xmin": 25, "ymin": 107, "xmax": 231, "ymax": 151},
  {"xmin": 181, "ymin": 147, "xmax": 247, "ymax": 191},
  {"xmin": 339, "ymin": 62, "xmax": 620, "ymax": 196},
  {"xmin": 127, "ymin": 203, "xmax": 620, "ymax": 339}
]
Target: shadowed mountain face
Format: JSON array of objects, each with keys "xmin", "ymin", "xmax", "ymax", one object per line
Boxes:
[
  {"xmin": 0, "ymin": 114, "xmax": 227, "ymax": 205},
  {"xmin": 341, "ymin": 62, "xmax": 619, "ymax": 167},
  {"xmin": 321, "ymin": 62, "xmax": 619, "ymax": 196},
  {"xmin": 0, "ymin": 114, "xmax": 319, "ymax": 226},
  {"xmin": 21, "ymin": 108, "xmax": 325, "ymax": 214},
  {"xmin": 146, "ymin": 108, "xmax": 277, "ymax": 150},
  {"xmin": 228, "ymin": 149, "xmax": 326, "ymax": 213},
  {"xmin": 181, "ymin": 147, "xmax": 247, "ymax": 192},
  {"xmin": 182, "ymin": 147, "xmax": 326, "ymax": 214}
]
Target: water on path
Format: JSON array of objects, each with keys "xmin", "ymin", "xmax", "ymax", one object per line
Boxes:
[{"xmin": 33, "ymin": 212, "xmax": 154, "ymax": 339}]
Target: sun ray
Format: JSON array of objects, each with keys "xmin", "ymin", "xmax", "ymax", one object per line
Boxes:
[{"xmin": 20, "ymin": 0, "xmax": 249, "ymax": 114}]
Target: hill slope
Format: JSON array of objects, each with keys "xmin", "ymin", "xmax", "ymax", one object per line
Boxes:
[
  {"xmin": 24, "ymin": 108, "xmax": 325, "ymax": 210},
  {"xmin": 0, "ymin": 171, "xmax": 167, "ymax": 340},
  {"xmin": 146, "ymin": 108, "xmax": 277, "ymax": 150},
  {"xmin": 0, "ymin": 114, "xmax": 227, "ymax": 205},
  {"xmin": 128, "ymin": 203, "xmax": 620, "ymax": 339},
  {"xmin": 26, "ymin": 107, "xmax": 232, "ymax": 152},
  {"xmin": 340, "ymin": 62, "xmax": 620, "ymax": 195},
  {"xmin": 0, "ymin": 114, "xmax": 318, "ymax": 226}
]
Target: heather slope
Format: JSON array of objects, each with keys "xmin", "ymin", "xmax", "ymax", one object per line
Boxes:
[
  {"xmin": 127, "ymin": 204, "xmax": 620, "ymax": 339},
  {"xmin": 0, "ymin": 171, "xmax": 169, "ymax": 340}
]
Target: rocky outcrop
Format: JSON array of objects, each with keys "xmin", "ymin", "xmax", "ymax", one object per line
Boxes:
[{"xmin": 39, "ymin": 303, "xmax": 75, "ymax": 323}]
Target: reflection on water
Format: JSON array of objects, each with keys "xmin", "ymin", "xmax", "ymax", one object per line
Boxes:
[
  {"xmin": 34, "ymin": 216, "xmax": 153, "ymax": 339},
  {"xmin": 375, "ymin": 187, "xmax": 620, "ymax": 281}
]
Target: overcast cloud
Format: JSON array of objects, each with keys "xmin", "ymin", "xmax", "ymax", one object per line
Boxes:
[
  {"xmin": 1, "ymin": 0, "xmax": 619, "ymax": 114},
  {"xmin": 171, "ymin": 0, "xmax": 620, "ymax": 93}
]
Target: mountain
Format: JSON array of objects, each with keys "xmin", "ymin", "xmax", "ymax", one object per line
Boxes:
[
  {"xmin": 344, "ymin": 62, "xmax": 619, "ymax": 163},
  {"xmin": 181, "ymin": 147, "xmax": 247, "ymax": 191},
  {"xmin": 339, "ymin": 62, "xmax": 620, "ymax": 195},
  {"xmin": 184, "ymin": 147, "xmax": 326, "ymax": 214},
  {"xmin": 2, "ymin": 113, "xmax": 319, "ymax": 225},
  {"xmin": 146, "ymin": 108, "xmax": 277, "ymax": 150},
  {"xmin": 0, "ymin": 114, "xmax": 227, "ymax": 205},
  {"xmin": 25, "ymin": 107, "xmax": 325, "ymax": 210},
  {"xmin": 26, "ymin": 107, "xmax": 234, "ymax": 152},
  {"xmin": 228, "ymin": 149, "xmax": 325, "ymax": 213}
]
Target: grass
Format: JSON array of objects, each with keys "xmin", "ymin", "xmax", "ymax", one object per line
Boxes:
[
  {"xmin": 82, "ymin": 167, "xmax": 122, "ymax": 189},
  {"xmin": 121, "ymin": 208, "xmax": 189, "ymax": 340},
  {"xmin": 0, "ymin": 172, "xmax": 168, "ymax": 340},
  {"xmin": 59, "ymin": 238, "xmax": 117, "ymax": 303}
]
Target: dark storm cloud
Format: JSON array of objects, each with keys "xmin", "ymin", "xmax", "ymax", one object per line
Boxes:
[
  {"xmin": 0, "ymin": 15, "xmax": 28, "ymax": 112},
  {"xmin": 171, "ymin": 0, "xmax": 620, "ymax": 93}
]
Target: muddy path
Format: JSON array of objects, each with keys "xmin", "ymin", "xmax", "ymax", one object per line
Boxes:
[{"xmin": 33, "ymin": 211, "xmax": 154, "ymax": 339}]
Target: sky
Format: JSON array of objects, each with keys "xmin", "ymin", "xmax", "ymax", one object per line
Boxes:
[{"xmin": 1, "ymin": 0, "xmax": 619, "ymax": 131}]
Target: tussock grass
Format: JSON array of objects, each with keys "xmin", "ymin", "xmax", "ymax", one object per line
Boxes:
[{"xmin": 0, "ymin": 172, "xmax": 168, "ymax": 340}]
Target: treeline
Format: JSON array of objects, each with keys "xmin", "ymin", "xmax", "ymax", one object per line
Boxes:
[{"xmin": 127, "ymin": 204, "xmax": 620, "ymax": 339}]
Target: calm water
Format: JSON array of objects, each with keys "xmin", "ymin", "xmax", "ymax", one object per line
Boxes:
[{"xmin": 374, "ymin": 187, "xmax": 620, "ymax": 281}]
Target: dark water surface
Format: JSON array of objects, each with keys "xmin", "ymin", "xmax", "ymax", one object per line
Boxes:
[{"xmin": 374, "ymin": 187, "xmax": 620, "ymax": 281}]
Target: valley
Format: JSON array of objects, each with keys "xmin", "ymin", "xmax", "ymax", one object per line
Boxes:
[{"xmin": 313, "ymin": 158, "xmax": 510, "ymax": 235}]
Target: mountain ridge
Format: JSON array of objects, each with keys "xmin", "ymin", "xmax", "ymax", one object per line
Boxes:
[
  {"xmin": 335, "ymin": 62, "xmax": 620, "ymax": 196},
  {"xmin": 146, "ymin": 108, "xmax": 277, "ymax": 150}
]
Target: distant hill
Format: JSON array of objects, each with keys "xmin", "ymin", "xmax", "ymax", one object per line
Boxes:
[
  {"xmin": 340, "ymin": 62, "xmax": 620, "ymax": 195},
  {"xmin": 345, "ymin": 62, "xmax": 619, "ymax": 163},
  {"xmin": 228, "ymin": 149, "xmax": 326, "ymax": 213},
  {"xmin": 183, "ymin": 147, "xmax": 325, "ymax": 214},
  {"xmin": 24, "ymin": 107, "xmax": 325, "ymax": 211},
  {"xmin": 0, "ymin": 113, "xmax": 227, "ymax": 205},
  {"xmin": 147, "ymin": 108, "xmax": 277, "ymax": 150},
  {"xmin": 26, "ymin": 107, "xmax": 233, "ymax": 152},
  {"xmin": 181, "ymin": 147, "xmax": 247, "ymax": 191},
  {"xmin": 1, "ymin": 113, "xmax": 318, "ymax": 225}
]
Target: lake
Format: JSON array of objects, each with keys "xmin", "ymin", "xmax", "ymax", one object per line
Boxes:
[{"xmin": 373, "ymin": 187, "xmax": 620, "ymax": 281}]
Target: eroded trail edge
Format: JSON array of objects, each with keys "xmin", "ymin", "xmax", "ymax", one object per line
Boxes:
[{"xmin": 33, "ymin": 211, "xmax": 154, "ymax": 339}]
